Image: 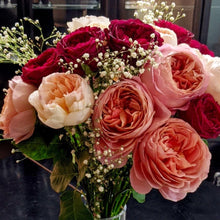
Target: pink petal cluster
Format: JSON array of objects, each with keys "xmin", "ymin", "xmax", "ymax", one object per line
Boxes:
[
  {"xmin": 141, "ymin": 44, "xmax": 209, "ymax": 112},
  {"xmin": 130, "ymin": 118, "xmax": 211, "ymax": 202},
  {"xmin": 93, "ymin": 77, "xmax": 171, "ymax": 167},
  {"xmin": 0, "ymin": 76, "xmax": 37, "ymax": 143}
]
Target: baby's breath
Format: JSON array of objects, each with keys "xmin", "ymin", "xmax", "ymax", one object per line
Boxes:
[
  {"xmin": 0, "ymin": 18, "xmax": 63, "ymax": 66},
  {"xmin": 135, "ymin": 0, "xmax": 186, "ymax": 24}
]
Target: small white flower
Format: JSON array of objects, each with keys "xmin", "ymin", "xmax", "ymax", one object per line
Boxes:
[
  {"xmin": 98, "ymin": 186, "xmax": 104, "ymax": 192},
  {"xmin": 83, "ymin": 160, "xmax": 88, "ymax": 165},
  {"xmin": 171, "ymin": 2, "xmax": 176, "ymax": 8},
  {"xmin": 85, "ymin": 173, "xmax": 91, "ymax": 178}
]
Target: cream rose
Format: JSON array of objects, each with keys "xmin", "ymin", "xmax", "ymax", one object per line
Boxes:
[
  {"xmin": 67, "ymin": 15, "xmax": 110, "ymax": 32},
  {"xmin": 29, "ymin": 72, "xmax": 94, "ymax": 129},
  {"xmin": 202, "ymin": 55, "xmax": 220, "ymax": 104},
  {"xmin": 153, "ymin": 25, "xmax": 178, "ymax": 46}
]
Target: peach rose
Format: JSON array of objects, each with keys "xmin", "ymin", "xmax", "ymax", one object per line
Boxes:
[
  {"xmin": 0, "ymin": 76, "xmax": 36, "ymax": 144},
  {"xmin": 67, "ymin": 15, "xmax": 110, "ymax": 32},
  {"xmin": 29, "ymin": 72, "xmax": 94, "ymax": 129},
  {"xmin": 93, "ymin": 77, "xmax": 171, "ymax": 167},
  {"xmin": 141, "ymin": 44, "xmax": 209, "ymax": 112},
  {"xmin": 130, "ymin": 118, "xmax": 211, "ymax": 202},
  {"xmin": 202, "ymin": 55, "xmax": 220, "ymax": 104}
]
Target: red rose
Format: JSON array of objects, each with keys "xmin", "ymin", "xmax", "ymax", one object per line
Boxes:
[
  {"xmin": 107, "ymin": 19, "xmax": 163, "ymax": 51},
  {"xmin": 21, "ymin": 48, "xmax": 62, "ymax": 87},
  {"xmin": 178, "ymin": 93, "xmax": 220, "ymax": 139},
  {"xmin": 154, "ymin": 20, "xmax": 215, "ymax": 56},
  {"xmin": 189, "ymin": 39, "xmax": 215, "ymax": 57},
  {"xmin": 154, "ymin": 20, "xmax": 194, "ymax": 44},
  {"xmin": 56, "ymin": 26, "xmax": 107, "ymax": 75}
]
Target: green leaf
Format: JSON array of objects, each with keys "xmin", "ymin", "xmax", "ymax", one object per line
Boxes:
[
  {"xmin": 50, "ymin": 160, "xmax": 76, "ymax": 193},
  {"xmin": 76, "ymin": 150, "xmax": 90, "ymax": 185},
  {"xmin": 15, "ymin": 123, "xmax": 65, "ymax": 161},
  {"xmin": 132, "ymin": 190, "xmax": 145, "ymax": 203},
  {"xmin": 16, "ymin": 134, "xmax": 53, "ymax": 161},
  {"xmin": 59, "ymin": 190, "xmax": 93, "ymax": 220},
  {"xmin": 81, "ymin": 63, "xmax": 94, "ymax": 76},
  {"xmin": 203, "ymin": 139, "xmax": 209, "ymax": 146}
]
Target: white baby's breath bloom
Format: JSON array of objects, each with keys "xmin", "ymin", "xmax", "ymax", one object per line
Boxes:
[{"xmin": 98, "ymin": 186, "xmax": 104, "ymax": 192}]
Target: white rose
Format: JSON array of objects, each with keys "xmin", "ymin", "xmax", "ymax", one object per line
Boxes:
[
  {"xmin": 67, "ymin": 15, "xmax": 110, "ymax": 32},
  {"xmin": 203, "ymin": 55, "xmax": 220, "ymax": 104}
]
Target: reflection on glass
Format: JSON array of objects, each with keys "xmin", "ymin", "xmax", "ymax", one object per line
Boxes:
[
  {"xmin": 207, "ymin": 0, "xmax": 220, "ymax": 56},
  {"xmin": 32, "ymin": 0, "xmax": 99, "ymax": 9}
]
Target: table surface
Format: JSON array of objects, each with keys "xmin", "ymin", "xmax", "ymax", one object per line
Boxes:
[{"xmin": 0, "ymin": 140, "xmax": 220, "ymax": 220}]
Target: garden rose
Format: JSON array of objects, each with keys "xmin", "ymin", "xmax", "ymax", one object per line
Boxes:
[
  {"xmin": 154, "ymin": 20, "xmax": 194, "ymax": 44},
  {"xmin": 93, "ymin": 77, "xmax": 171, "ymax": 167},
  {"xmin": 56, "ymin": 26, "xmax": 107, "ymax": 75},
  {"xmin": 154, "ymin": 20, "xmax": 214, "ymax": 56},
  {"xmin": 107, "ymin": 19, "xmax": 163, "ymax": 51},
  {"xmin": 28, "ymin": 72, "xmax": 94, "ymax": 129},
  {"xmin": 141, "ymin": 44, "xmax": 209, "ymax": 112},
  {"xmin": 189, "ymin": 39, "xmax": 214, "ymax": 57},
  {"xmin": 203, "ymin": 55, "xmax": 220, "ymax": 104},
  {"xmin": 21, "ymin": 48, "xmax": 63, "ymax": 87},
  {"xmin": 178, "ymin": 93, "xmax": 220, "ymax": 139},
  {"xmin": 130, "ymin": 118, "xmax": 211, "ymax": 202},
  {"xmin": 152, "ymin": 25, "xmax": 177, "ymax": 46},
  {"xmin": 0, "ymin": 76, "xmax": 36, "ymax": 143},
  {"xmin": 67, "ymin": 15, "xmax": 110, "ymax": 32}
]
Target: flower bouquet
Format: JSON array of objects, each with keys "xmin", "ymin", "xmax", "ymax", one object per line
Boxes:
[{"xmin": 0, "ymin": 0, "xmax": 219, "ymax": 219}]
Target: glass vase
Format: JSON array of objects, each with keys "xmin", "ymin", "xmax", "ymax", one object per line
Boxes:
[{"xmin": 100, "ymin": 205, "xmax": 127, "ymax": 220}]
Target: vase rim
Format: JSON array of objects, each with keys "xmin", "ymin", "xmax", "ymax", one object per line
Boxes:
[{"xmin": 99, "ymin": 205, "xmax": 127, "ymax": 220}]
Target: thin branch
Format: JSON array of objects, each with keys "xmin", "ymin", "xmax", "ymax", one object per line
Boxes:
[{"xmin": 24, "ymin": 154, "xmax": 84, "ymax": 195}]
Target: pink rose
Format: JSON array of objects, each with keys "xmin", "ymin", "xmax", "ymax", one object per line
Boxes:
[
  {"xmin": 141, "ymin": 44, "xmax": 209, "ymax": 112},
  {"xmin": 28, "ymin": 72, "xmax": 94, "ymax": 129},
  {"xmin": 0, "ymin": 76, "xmax": 37, "ymax": 144},
  {"xmin": 93, "ymin": 77, "xmax": 171, "ymax": 167},
  {"xmin": 130, "ymin": 118, "xmax": 211, "ymax": 202},
  {"xmin": 178, "ymin": 93, "xmax": 220, "ymax": 139}
]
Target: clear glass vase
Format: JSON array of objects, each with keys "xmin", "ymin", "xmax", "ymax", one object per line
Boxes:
[{"xmin": 100, "ymin": 205, "xmax": 127, "ymax": 220}]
